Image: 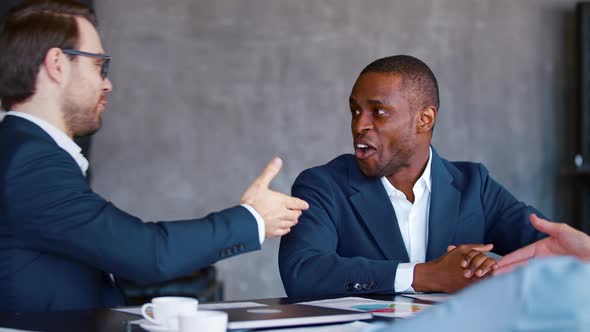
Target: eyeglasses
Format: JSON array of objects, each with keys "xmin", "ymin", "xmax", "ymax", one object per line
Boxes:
[{"xmin": 61, "ymin": 49, "xmax": 111, "ymax": 79}]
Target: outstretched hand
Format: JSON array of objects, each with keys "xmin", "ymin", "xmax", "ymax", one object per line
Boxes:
[
  {"xmin": 495, "ymin": 214, "xmax": 590, "ymax": 275},
  {"xmin": 241, "ymin": 157, "xmax": 309, "ymax": 238}
]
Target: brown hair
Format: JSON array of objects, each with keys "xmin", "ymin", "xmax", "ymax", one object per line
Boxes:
[{"xmin": 0, "ymin": 0, "xmax": 97, "ymax": 110}]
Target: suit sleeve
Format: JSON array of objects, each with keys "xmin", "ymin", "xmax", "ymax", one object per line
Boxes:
[
  {"xmin": 478, "ymin": 164, "xmax": 547, "ymax": 255},
  {"xmin": 5, "ymin": 140, "xmax": 261, "ymax": 285},
  {"xmin": 279, "ymin": 169, "xmax": 398, "ymax": 298}
]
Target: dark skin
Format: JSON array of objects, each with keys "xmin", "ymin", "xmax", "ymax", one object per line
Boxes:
[
  {"xmin": 350, "ymin": 72, "xmax": 431, "ymax": 203},
  {"xmin": 349, "ymin": 72, "xmax": 497, "ymax": 292},
  {"xmin": 448, "ymin": 245, "xmax": 499, "ymax": 278}
]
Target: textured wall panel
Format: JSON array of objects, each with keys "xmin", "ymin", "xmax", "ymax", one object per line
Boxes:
[{"xmin": 92, "ymin": 0, "xmax": 579, "ymax": 300}]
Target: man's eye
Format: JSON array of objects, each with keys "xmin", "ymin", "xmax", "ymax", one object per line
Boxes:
[
  {"xmin": 351, "ymin": 109, "xmax": 360, "ymax": 116},
  {"xmin": 376, "ymin": 109, "xmax": 387, "ymax": 115}
]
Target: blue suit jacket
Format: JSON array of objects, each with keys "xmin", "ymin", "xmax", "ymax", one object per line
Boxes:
[
  {"xmin": 0, "ymin": 115, "xmax": 260, "ymax": 312},
  {"xmin": 279, "ymin": 151, "xmax": 546, "ymax": 298}
]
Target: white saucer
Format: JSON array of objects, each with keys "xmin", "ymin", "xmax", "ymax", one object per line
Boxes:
[{"xmin": 139, "ymin": 322, "xmax": 178, "ymax": 332}]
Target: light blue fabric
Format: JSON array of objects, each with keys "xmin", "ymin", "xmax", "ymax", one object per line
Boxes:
[{"xmin": 369, "ymin": 257, "xmax": 590, "ymax": 332}]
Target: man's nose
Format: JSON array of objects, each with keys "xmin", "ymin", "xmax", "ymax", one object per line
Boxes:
[
  {"xmin": 352, "ymin": 112, "xmax": 373, "ymax": 134},
  {"xmin": 102, "ymin": 77, "xmax": 113, "ymax": 92}
]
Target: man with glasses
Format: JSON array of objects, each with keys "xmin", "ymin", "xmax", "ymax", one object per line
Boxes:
[{"xmin": 0, "ymin": 0, "xmax": 308, "ymax": 313}]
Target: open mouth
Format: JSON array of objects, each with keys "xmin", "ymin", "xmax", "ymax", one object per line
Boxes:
[{"xmin": 354, "ymin": 143, "xmax": 377, "ymax": 160}]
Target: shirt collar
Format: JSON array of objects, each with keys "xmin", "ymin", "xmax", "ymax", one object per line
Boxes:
[
  {"xmin": 381, "ymin": 147, "xmax": 433, "ymax": 196},
  {"xmin": 422, "ymin": 147, "xmax": 433, "ymax": 192},
  {"xmin": 5, "ymin": 111, "xmax": 89, "ymax": 176}
]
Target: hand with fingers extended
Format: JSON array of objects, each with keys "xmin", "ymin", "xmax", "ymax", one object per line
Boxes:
[
  {"xmin": 447, "ymin": 244, "xmax": 499, "ymax": 279},
  {"xmin": 241, "ymin": 157, "xmax": 309, "ymax": 238},
  {"xmin": 495, "ymin": 214, "xmax": 590, "ymax": 275},
  {"xmin": 413, "ymin": 244, "xmax": 495, "ymax": 293}
]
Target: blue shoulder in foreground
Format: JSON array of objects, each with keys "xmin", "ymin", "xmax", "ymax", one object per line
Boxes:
[{"xmin": 368, "ymin": 257, "xmax": 590, "ymax": 332}]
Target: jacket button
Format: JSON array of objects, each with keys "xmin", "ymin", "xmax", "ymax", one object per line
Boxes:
[
  {"xmin": 346, "ymin": 283, "xmax": 354, "ymax": 291},
  {"xmin": 353, "ymin": 283, "xmax": 362, "ymax": 290},
  {"xmin": 370, "ymin": 281, "xmax": 376, "ymax": 289},
  {"xmin": 363, "ymin": 283, "xmax": 370, "ymax": 290}
]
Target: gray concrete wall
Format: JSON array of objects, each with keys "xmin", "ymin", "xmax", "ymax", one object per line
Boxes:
[{"xmin": 92, "ymin": 0, "xmax": 580, "ymax": 301}]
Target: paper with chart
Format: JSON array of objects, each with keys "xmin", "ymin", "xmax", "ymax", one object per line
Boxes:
[{"xmin": 299, "ymin": 297, "xmax": 432, "ymax": 318}]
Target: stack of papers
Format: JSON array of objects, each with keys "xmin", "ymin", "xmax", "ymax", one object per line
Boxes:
[
  {"xmin": 299, "ymin": 297, "xmax": 433, "ymax": 318},
  {"xmin": 401, "ymin": 293, "xmax": 451, "ymax": 303},
  {"xmin": 261, "ymin": 321, "xmax": 374, "ymax": 332}
]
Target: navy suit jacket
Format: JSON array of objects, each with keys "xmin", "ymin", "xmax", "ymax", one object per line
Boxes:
[
  {"xmin": 0, "ymin": 115, "xmax": 260, "ymax": 312},
  {"xmin": 279, "ymin": 150, "xmax": 546, "ymax": 298}
]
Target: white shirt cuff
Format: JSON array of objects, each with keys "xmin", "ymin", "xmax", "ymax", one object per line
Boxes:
[
  {"xmin": 395, "ymin": 263, "xmax": 417, "ymax": 293},
  {"xmin": 241, "ymin": 204, "xmax": 265, "ymax": 245}
]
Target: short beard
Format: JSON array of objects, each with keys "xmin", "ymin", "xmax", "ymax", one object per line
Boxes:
[
  {"xmin": 63, "ymin": 98, "xmax": 101, "ymax": 137},
  {"xmin": 358, "ymin": 138, "xmax": 415, "ymax": 179},
  {"xmin": 357, "ymin": 153, "xmax": 407, "ymax": 179}
]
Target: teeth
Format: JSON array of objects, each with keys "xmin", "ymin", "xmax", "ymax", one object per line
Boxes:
[{"xmin": 356, "ymin": 144, "xmax": 368, "ymax": 149}]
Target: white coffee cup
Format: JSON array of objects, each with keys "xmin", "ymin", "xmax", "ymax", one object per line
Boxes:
[
  {"xmin": 179, "ymin": 310, "xmax": 228, "ymax": 332},
  {"xmin": 141, "ymin": 296, "xmax": 199, "ymax": 329}
]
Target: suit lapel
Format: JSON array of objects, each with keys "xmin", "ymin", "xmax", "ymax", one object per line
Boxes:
[
  {"xmin": 347, "ymin": 160, "xmax": 409, "ymax": 262},
  {"xmin": 426, "ymin": 149, "xmax": 461, "ymax": 261}
]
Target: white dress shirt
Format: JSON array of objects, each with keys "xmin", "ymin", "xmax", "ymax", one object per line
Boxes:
[
  {"xmin": 4, "ymin": 111, "xmax": 266, "ymax": 244},
  {"xmin": 241, "ymin": 204, "xmax": 266, "ymax": 244},
  {"xmin": 380, "ymin": 147, "xmax": 432, "ymax": 293}
]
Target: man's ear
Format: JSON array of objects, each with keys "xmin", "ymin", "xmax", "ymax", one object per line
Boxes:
[
  {"xmin": 43, "ymin": 48, "xmax": 69, "ymax": 84},
  {"xmin": 417, "ymin": 106, "xmax": 437, "ymax": 133}
]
